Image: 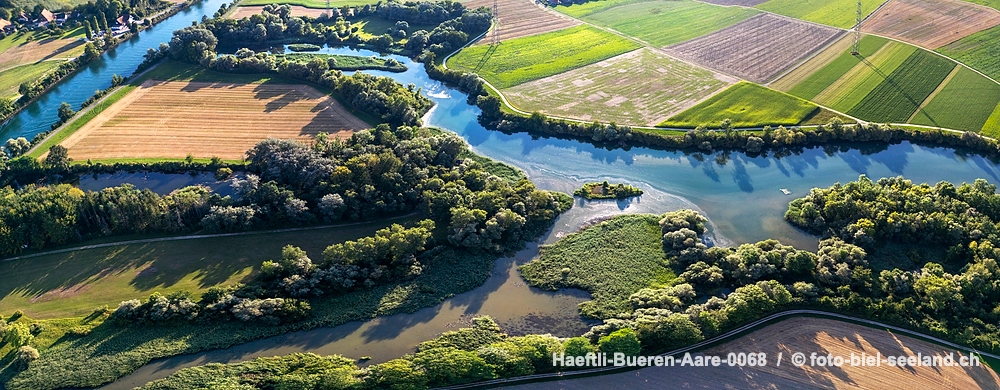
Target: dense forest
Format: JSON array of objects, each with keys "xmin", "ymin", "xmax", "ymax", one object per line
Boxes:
[{"xmin": 0, "ymin": 125, "xmax": 569, "ymax": 257}]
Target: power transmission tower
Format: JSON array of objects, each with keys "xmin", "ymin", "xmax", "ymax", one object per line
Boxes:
[
  {"xmin": 491, "ymin": 0, "xmax": 500, "ymax": 46},
  {"xmin": 326, "ymin": 0, "xmax": 331, "ymax": 19},
  {"xmin": 851, "ymin": 0, "xmax": 862, "ymax": 55}
]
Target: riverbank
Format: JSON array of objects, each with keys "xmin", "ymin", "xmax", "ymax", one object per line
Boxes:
[{"xmin": 0, "ymin": 0, "xmax": 200, "ymax": 132}]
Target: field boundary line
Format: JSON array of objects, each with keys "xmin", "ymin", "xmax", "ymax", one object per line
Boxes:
[
  {"xmin": 907, "ymin": 64, "xmax": 960, "ymax": 123},
  {"xmin": 766, "ymin": 31, "xmax": 850, "ymax": 87},
  {"xmin": 865, "ymin": 31, "xmax": 1000, "ymax": 86},
  {"xmin": 24, "ymin": 63, "xmax": 159, "ymax": 157},
  {"xmin": 434, "ymin": 309, "xmax": 1000, "ymax": 390},
  {"xmin": 0, "ymin": 212, "xmax": 419, "ymax": 263}
]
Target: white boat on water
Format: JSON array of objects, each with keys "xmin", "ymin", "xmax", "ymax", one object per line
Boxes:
[{"xmin": 780, "ymin": 188, "xmax": 791, "ymax": 195}]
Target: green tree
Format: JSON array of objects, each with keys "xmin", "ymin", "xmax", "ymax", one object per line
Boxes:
[
  {"xmin": 598, "ymin": 328, "xmax": 641, "ymax": 356},
  {"xmin": 410, "ymin": 347, "xmax": 496, "ymax": 387},
  {"xmin": 83, "ymin": 42, "xmax": 100, "ymax": 60},
  {"xmin": 4, "ymin": 137, "xmax": 30, "ymax": 157},
  {"xmin": 363, "ymin": 359, "xmax": 427, "ymax": 390},
  {"xmin": 5, "ymin": 323, "xmax": 34, "ymax": 347},
  {"xmin": 563, "ymin": 337, "xmax": 595, "ymax": 357},
  {"xmin": 44, "ymin": 145, "xmax": 71, "ymax": 169},
  {"xmin": 57, "ymin": 102, "xmax": 75, "ymax": 123}
]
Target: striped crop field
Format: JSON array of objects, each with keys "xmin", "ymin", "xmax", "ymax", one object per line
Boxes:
[
  {"xmin": 755, "ymin": 0, "xmax": 881, "ymax": 29},
  {"xmin": 658, "ymin": 82, "xmax": 820, "ymax": 128},
  {"xmin": 847, "ymin": 50, "xmax": 956, "ymax": 123},
  {"xmin": 775, "ymin": 35, "xmax": 887, "ymax": 99},
  {"xmin": 910, "ymin": 67, "xmax": 1000, "ymax": 132},
  {"xmin": 59, "ymin": 79, "xmax": 370, "ymax": 160},
  {"xmin": 562, "ymin": 0, "xmax": 759, "ymax": 47},
  {"xmin": 811, "ymin": 40, "xmax": 917, "ymax": 113},
  {"xmin": 447, "ymin": 25, "xmax": 641, "ymax": 89},
  {"xmin": 938, "ymin": 25, "xmax": 1000, "ymax": 81}
]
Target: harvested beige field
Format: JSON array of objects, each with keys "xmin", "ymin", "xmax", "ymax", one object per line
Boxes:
[
  {"xmin": 861, "ymin": 0, "xmax": 1000, "ymax": 50},
  {"xmin": 508, "ymin": 317, "xmax": 1000, "ymax": 389},
  {"xmin": 665, "ymin": 13, "xmax": 842, "ymax": 83},
  {"xmin": 0, "ymin": 36, "xmax": 84, "ymax": 72},
  {"xmin": 230, "ymin": 5, "xmax": 331, "ymax": 19},
  {"xmin": 504, "ymin": 48, "xmax": 735, "ymax": 126},
  {"xmin": 463, "ymin": 0, "xmax": 579, "ymax": 44},
  {"xmin": 61, "ymin": 80, "xmax": 369, "ymax": 160}
]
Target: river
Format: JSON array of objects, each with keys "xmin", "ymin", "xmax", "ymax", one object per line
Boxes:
[
  {"xmin": 0, "ymin": 0, "xmax": 231, "ymax": 141},
  {"xmin": 5, "ymin": 18, "xmax": 1000, "ymax": 388}
]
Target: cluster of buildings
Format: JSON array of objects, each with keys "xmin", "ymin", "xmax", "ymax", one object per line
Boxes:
[
  {"xmin": 0, "ymin": 10, "xmax": 138, "ymax": 38},
  {"xmin": 0, "ymin": 9, "xmax": 75, "ymax": 34}
]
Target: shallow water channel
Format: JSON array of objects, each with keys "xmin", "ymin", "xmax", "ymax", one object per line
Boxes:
[{"xmin": 10, "ymin": 34, "xmax": 1000, "ymax": 388}]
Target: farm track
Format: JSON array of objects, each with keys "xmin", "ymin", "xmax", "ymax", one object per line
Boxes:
[
  {"xmin": 861, "ymin": 0, "xmax": 1000, "ymax": 50},
  {"xmin": 438, "ymin": 310, "xmax": 1000, "ymax": 389},
  {"xmin": 664, "ymin": 13, "xmax": 842, "ymax": 83},
  {"xmin": 464, "ymin": 0, "xmax": 579, "ymax": 44},
  {"xmin": 60, "ymin": 80, "xmax": 368, "ymax": 160}
]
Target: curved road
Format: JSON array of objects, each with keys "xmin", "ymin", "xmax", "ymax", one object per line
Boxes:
[{"xmin": 436, "ymin": 309, "xmax": 1000, "ymax": 389}]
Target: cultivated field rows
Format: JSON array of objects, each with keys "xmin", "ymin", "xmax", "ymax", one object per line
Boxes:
[
  {"xmin": 464, "ymin": 0, "xmax": 579, "ymax": 44},
  {"xmin": 811, "ymin": 41, "xmax": 916, "ymax": 112},
  {"xmin": 861, "ymin": 0, "xmax": 1000, "ymax": 50},
  {"xmin": 665, "ymin": 14, "xmax": 842, "ymax": 83},
  {"xmin": 61, "ymin": 80, "xmax": 368, "ymax": 160},
  {"xmin": 504, "ymin": 48, "xmax": 735, "ymax": 126}
]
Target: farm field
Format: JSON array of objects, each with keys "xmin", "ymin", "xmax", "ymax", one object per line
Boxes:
[
  {"xmin": 59, "ymin": 77, "xmax": 370, "ymax": 160},
  {"xmin": 809, "ymin": 39, "xmax": 917, "ymax": 113},
  {"xmin": 847, "ymin": 50, "xmax": 956, "ymax": 123},
  {"xmin": 861, "ymin": 0, "xmax": 1000, "ymax": 50},
  {"xmin": 0, "ymin": 61, "xmax": 66, "ymax": 98},
  {"xmin": 239, "ymin": 0, "xmax": 378, "ymax": 8},
  {"xmin": 938, "ymin": 25, "xmax": 1000, "ymax": 81},
  {"xmin": 0, "ymin": 217, "xmax": 413, "ymax": 318},
  {"xmin": 910, "ymin": 67, "xmax": 1000, "ymax": 132},
  {"xmin": 230, "ymin": 5, "xmax": 332, "ymax": 18},
  {"xmin": 665, "ymin": 13, "xmax": 842, "ymax": 83},
  {"xmin": 755, "ymin": 0, "xmax": 882, "ymax": 29},
  {"xmin": 985, "ymin": 105, "xmax": 1000, "ymax": 136},
  {"xmin": 965, "ymin": 0, "xmax": 1000, "ymax": 10},
  {"xmin": 700, "ymin": 0, "xmax": 767, "ymax": 5},
  {"xmin": 564, "ymin": 0, "xmax": 759, "ymax": 47},
  {"xmin": 463, "ymin": 0, "xmax": 579, "ymax": 44},
  {"xmin": 658, "ymin": 82, "xmax": 820, "ymax": 128},
  {"xmin": 768, "ymin": 35, "xmax": 886, "ymax": 93},
  {"xmin": 447, "ymin": 25, "xmax": 640, "ymax": 89},
  {"xmin": 504, "ymin": 48, "xmax": 735, "ymax": 126},
  {"xmin": 0, "ymin": 29, "xmax": 85, "ymax": 71}
]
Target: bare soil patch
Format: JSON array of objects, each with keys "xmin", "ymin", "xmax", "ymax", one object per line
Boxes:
[
  {"xmin": 61, "ymin": 80, "xmax": 369, "ymax": 160},
  {"xmin": 230, "ymin": 5, "xmax": 332, "ymax": 19},
  {"xmin": 861, "ymin": 0, "xmax": 1000, "ymax": 50},
  {"xmin": 0, "ymin": 36, "xmax": 84, "ymax": 72},
  {"xmin": 509, "ymin": 317, "xmax": 1000, "ymax": 389},
  {"xmin": 463, "ymin": 0, "xmax": 580, "ymax": 44},
  {"xmin": 505, "ymin": 48, "xmax": 734, "ymax": 126},
  {"xmin": 665, "ymin": 13, "xmax": 842, "ymax": 83}
]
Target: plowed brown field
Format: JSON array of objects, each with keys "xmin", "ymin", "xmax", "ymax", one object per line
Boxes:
[
  {"xmin": 508, "ymin": 317, "xmax": 1000, "ymax": 389},
  {"xmin": 230, "ymin": 5, "xmax": 331, "ymax": 19},
  {"xmin": 61, "ymin": 80, "xmax": 369, "ymax": 160},
  {"xmin": 665, "ymin": 13, "xmax": 842, "ymax": 83},
  {"xmin": 462, "ymin": 0, "xmax": 579, "ymax": 44},
  {"xmin": 861, "ymin": 0, "xmax": 1000, "ymax": 50}
]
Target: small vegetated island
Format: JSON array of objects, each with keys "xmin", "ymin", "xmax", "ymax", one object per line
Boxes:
[{"xmin": 573, "ymin": 181, "xmax": 643, "ymax": 200}]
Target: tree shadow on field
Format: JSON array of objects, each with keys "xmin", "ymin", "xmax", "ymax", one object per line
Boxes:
[
  {"xmin": 254, "ymin": 81, "xmax": 312, "ymax": 113},
  {"xmin": 858, "ymin": 56, "xmax": 939, "ymax": 125},
  {"xmin": 300, "ymin": 101, "xmax": 357, "ymax": 137},
  {"xmin": 34, "ymin": 39, "xmax": 85, "ymax": 63}
]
